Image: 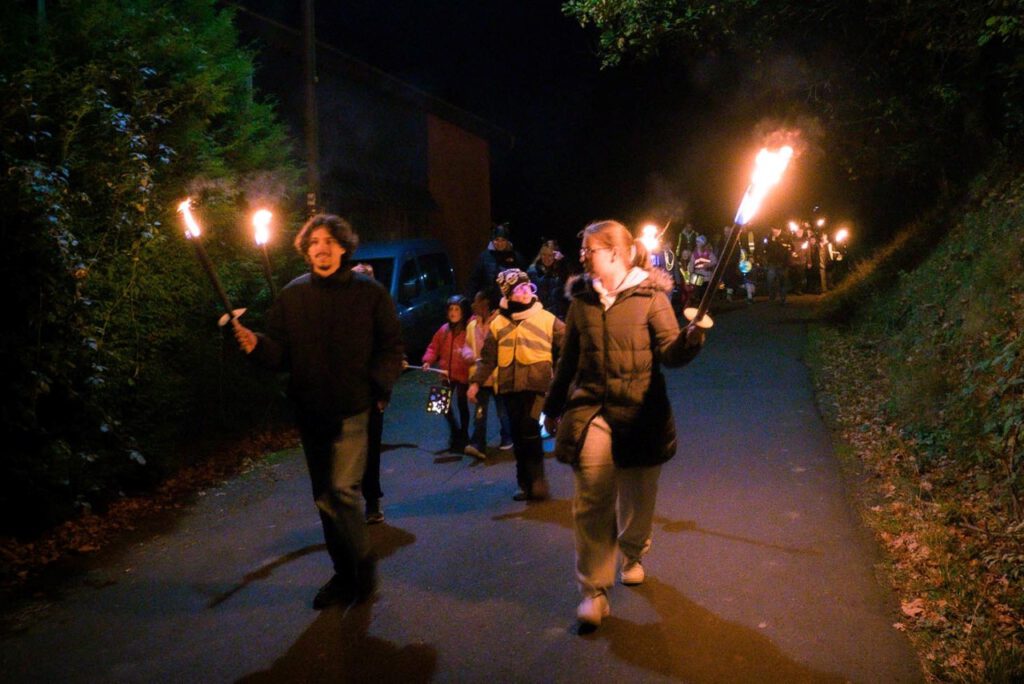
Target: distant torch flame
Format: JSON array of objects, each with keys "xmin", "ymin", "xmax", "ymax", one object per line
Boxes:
[
  {"xmin": 640, "ymin": 223, "xmax": 660, "ymax": 251},
  {"xmin": 177, "ymin": 198, "xmax": 202, "ymax": 239},
  {"xmin": 252, "ymin": 209, "xmax": 272, "ymax": 246},
  {"xmin": 788, "ymin": 220, "xmax": 799, "ymax": 232},
  {"xmin": 734, "ymin": 146, "xmax": 794, "ymax": 226},
  {"xmin": 835, "ymin": 228, "xmax": 849, "ymax": 244}
]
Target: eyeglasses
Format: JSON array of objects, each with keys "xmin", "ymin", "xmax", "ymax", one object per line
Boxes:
[{"xmin": 579, "ymin": 246, "xmax": 610, "ymax": 258}]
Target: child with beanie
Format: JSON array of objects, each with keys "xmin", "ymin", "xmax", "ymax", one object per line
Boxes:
[{"xmin": 468, "ymin": 269, "xmax": 564, "ymax": 500}]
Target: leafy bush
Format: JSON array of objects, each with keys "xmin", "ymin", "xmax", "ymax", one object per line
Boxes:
[{"xmin": 0, "ymin": 0, "xmax": 301, "ymax": 535}]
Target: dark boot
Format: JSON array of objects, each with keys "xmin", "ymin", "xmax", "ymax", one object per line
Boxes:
[
  {"xmin": 530, "ymin": 478, "xmax": 550, "ymax": 501},
  {"xmin": 313, "ymin": 574, "xmax": 355, "ymax": 610},
  {"xmin": 354, "ymin": 556, "xmax": 378, "ymax": 603}
]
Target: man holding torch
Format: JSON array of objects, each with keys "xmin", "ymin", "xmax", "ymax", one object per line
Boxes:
[{"xmin": 232, "ymin": 214, "xmax": 404, "ymax": 610}]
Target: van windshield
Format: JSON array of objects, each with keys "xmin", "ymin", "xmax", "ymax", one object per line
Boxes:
[
  {"xmin": 417, "ymin": 252, "xmax": 455, "ymax": 291},
  {"xmin": 353, "ymin": 258, "xmax": 394, "ymax": 290}
]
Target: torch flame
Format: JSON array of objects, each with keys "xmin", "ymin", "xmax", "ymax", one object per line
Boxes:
[
  {"xmin": 639, "ymin": 223, "xmax": 660, "ymax": 251},
  {"xmin": 835, "ymin": 228, "xmax": 849, "ymax": 244},
  {"xmin": 734, "ymin": 146, "xmax": 794, "ymax": 226},
  {"xmin": 252, "ymin": 209, "xmax": 272, "ymax": 246},
  {"xmin": 177, "ymin": 198, "xmax": 202, "ymax": 239}
]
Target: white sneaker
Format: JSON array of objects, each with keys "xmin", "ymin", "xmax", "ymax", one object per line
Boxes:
[
  {"xmin": 620, "ymin": 559, "xmax": 645, "ymax": 585},
  {"xmin": 576, "ymin": 594, "xmax": 610, "ymax": 627}
]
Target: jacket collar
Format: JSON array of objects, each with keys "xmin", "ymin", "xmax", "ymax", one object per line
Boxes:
[
  {"xmin": 311, "ymin": 265, "xmax": 353, "ymax": 287},
  {"xmin": 566, "ymin": 267, "xmax": 673, "ymax": 303},
  {"xmin": 592, "ymin": 268, "xmax": 650, "ymax": 310}
]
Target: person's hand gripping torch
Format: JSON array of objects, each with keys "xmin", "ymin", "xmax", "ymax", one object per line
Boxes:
[
  {"xmin": 683, "ymin": 145, "xmax": 794, "ymax": 329},
  {"xmin": 177, "ymin": 198, "xmax": 246, "ymax": 327}
]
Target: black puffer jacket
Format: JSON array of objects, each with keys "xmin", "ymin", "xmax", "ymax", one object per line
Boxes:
[
  {"xmin": 466, "ymin": 242, "xmax": 525, "ymax": 299},
  {"xmin": 252, "ymin": 267, "xmax": 404, "ymax": 423},
  {"xmin": 542, "ymin": 267, "xmax": 702, "ymax": 467}
]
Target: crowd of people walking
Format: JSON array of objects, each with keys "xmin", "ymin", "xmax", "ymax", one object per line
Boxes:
[{"xmin": 230, "ymin": 211, "xmax": 847, "ymax": 630}]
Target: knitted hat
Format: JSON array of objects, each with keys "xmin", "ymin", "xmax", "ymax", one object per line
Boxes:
[{"xmin": 495, "ymin": 268, "xmax": 532, "ymax": 298}]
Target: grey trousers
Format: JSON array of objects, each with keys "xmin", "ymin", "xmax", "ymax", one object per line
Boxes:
[
  {"xmin": 573, "ymin": 415, "xmax": 661, "ymax": 598},
  {"xmin": 299, "ymin": 410, "xmax": 370, "ymax": 581}
]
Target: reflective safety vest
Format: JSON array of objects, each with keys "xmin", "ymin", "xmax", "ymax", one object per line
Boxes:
[{"xmin": 489, "ymin": 308, "xmax": 556, "ymax": 369}]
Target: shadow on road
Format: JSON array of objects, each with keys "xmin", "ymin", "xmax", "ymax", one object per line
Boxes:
[
  {"xmin": 591, "ymin": 577, "xmax": 845, "ymax": 683},
  {"xmin": 489, "ymin": 503, "xmax": 820, "ymax": 557},
  {"xmin": 233, "ymin": 523, "xmax": 430, "ymax": 683},
  {"xmin": 236, "ymin": 598, "xmax": 437, "ymax": 684},
  {"xmin": 381, "ymin": 442, "xmax": 418, "ymax": 453},
  {"xmin": 653, "ymin": 516, "xmax": 821, "ymax": 557},
  {"xmin": 491, "ymin": 497, "xmax": 572, "ymax": 528},
  {"xmin": 207, "ymin": 524, "xmax": 416, "ymax": 610},
  {"xmin": 207, "ymin": 544, "xmax": 326, "ymax": 608}
]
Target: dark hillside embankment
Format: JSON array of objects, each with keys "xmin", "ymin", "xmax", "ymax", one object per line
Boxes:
[{"xmin": 808, "ymin": 164, "xmax": 1024, "ymax": 682}]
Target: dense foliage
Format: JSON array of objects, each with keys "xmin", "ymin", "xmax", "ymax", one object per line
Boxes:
[
  {"xmin": 0, "ymin": 0, "xmax": 301, "ymax": 535},
  {"xmin": 563, "ymin": 0, "xmax": 1024, "ymax": 222},
  {"xmin": 810, "ymin": 160, "xmax": 1024, "ymax": 680}
]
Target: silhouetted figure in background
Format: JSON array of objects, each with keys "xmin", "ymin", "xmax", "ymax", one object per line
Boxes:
[{"xmin": 467, "ymin": 223, "xmax": 526, "ymax": 302}]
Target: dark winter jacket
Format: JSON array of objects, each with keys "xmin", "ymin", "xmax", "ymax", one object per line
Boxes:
[
  {"xmin": 528, "ymin": 260, "xmax": 570, "ymax": 319},
  {"xmin": 467, "ymin": 242, "xmax": 525, "ymax": 299},
  {"xmin": 765, "ymin": 233, "xmax": 791, "ymax": 268},
  {"xmin": 251, "ymin": 267, "xmax": 404, "ymax": 424},
  {"xmin": 542, "ymin": 268, "xmax": 703, "ymax": 467}
]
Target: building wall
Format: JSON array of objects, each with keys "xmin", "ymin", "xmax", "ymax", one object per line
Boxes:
[
  {"xmin": 234, "ymin": 8, "xmax": 502, "ymax": 285},
  {"xmin": 427, "ymin": 115, "xmax": 491, "ymax": 289}
]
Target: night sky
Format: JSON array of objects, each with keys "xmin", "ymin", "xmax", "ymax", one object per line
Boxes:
[{"xmin": 241, "ymin": 1, "xmax": 852, "ymax": 252}]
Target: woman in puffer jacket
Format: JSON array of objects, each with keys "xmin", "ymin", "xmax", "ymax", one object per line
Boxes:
[{"xmin": 543, "ymin": 219, "xmax": 706, "ymax": 630}]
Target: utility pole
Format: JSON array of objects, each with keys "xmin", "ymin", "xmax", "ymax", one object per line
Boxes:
[{"xmin": 302, "ymin": 0, "xmax": 320, "ymax": 216}]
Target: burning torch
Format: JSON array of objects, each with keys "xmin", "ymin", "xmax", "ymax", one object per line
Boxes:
[
  {"xmin": 684, "ymin": 146, "xmax": 794, "ymax": 328},
  {"xmin": 178, "ymin": 198, "xmax": 246, "ymax": 327},
  {"xmin": 252, "ymin": 208, "xmax": 278, "ymax": 298},
  {"xmin": 640, "ymin": 221, "xmax": 673, "ymax": 271}
]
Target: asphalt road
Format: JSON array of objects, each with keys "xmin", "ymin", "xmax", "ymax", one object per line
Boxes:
[{"xmin": 0, "ymin": 296, "xmax": 923, "ymax": 683}]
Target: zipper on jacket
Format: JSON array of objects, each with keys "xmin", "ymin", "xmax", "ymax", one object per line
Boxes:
[
  {"xmin": 511, "ymin": 320, "xmax": 518, "ymax": 389},
  {"xmin": 601, "ymin": 307, "xmax": 609, "ymax": 409}
]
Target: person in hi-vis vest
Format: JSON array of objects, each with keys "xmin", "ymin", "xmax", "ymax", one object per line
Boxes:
[{"xmin": 468, "ymin": 269, "xmax": 564, "ymax": 501}]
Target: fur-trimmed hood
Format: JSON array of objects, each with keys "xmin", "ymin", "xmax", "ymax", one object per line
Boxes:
[{"xmin": 565, "ymin": 266, "xmax": 674, "ymax": 299}]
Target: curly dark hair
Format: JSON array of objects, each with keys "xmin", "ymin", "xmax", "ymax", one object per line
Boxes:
[{"xmin": 294, "ymin": 214, "xmax": 359, "ymax": 263}]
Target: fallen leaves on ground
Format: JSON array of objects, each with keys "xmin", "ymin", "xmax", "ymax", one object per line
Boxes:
[
  {"xmin": 809, "ymin": 326, "xmax": 1024, "ymax": 682},
  {"xmin": 0, "ymin": 428, "xmax": 298, "ymax": 594}
]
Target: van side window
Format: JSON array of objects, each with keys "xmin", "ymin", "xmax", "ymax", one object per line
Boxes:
[
  {"xmin": 417, "ymin": 252, "xmax": 455, "ymax": 292},
  {"xmin": 398, "ymin": 258, "xmax": 421, "ymax": 305}
]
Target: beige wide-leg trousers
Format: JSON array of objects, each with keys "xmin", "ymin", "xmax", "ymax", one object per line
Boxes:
[{"xmin": 573, "ymin": 414, "xmax": 661, "ymax": 598}]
